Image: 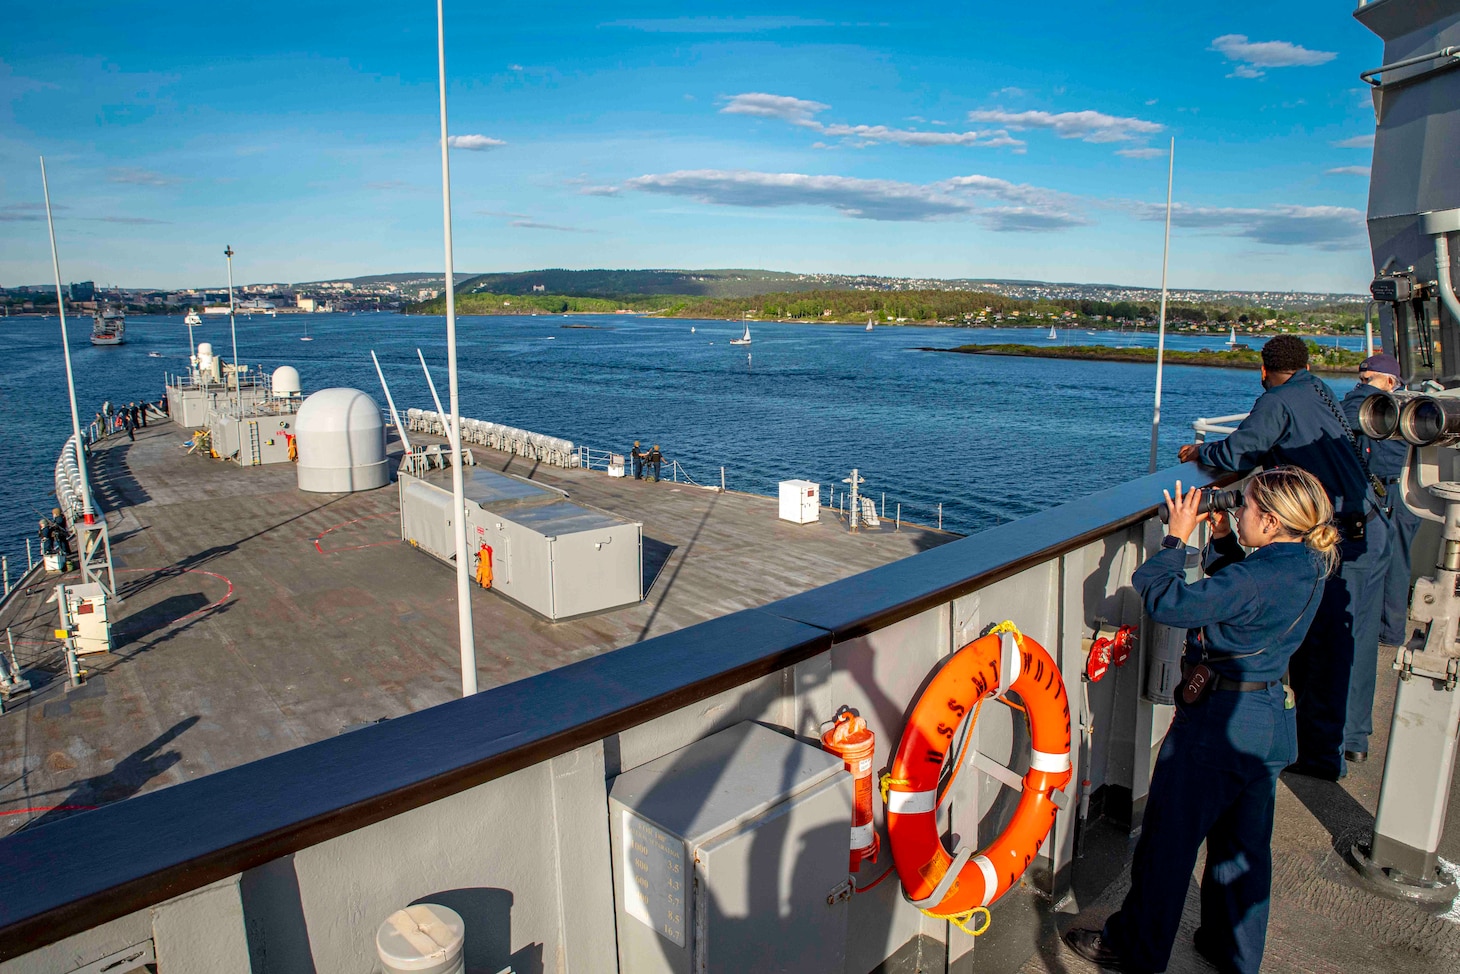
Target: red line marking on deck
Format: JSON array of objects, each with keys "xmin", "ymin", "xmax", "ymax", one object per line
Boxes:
[
  {"xmin": 59, "ymin": 567, "xmax": 234, "ymax": 622},
  {"xmin": 0, "ymin": 805, "xmax": 97, "ymax": 817},
  {"xmin": 313, "ymin": 512, "xmax": 398, "ymax": 554}
]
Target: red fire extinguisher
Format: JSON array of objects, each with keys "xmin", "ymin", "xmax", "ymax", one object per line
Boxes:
[{"xmin": 821, "ymin": 709, "xmax": 879, "ymax": 871}]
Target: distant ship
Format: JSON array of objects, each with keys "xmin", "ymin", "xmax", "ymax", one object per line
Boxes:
[
  {"xmin": 184, "ymin": 310, "xmax": 202, "ymax": 326},
  {"xmin": 90, "ymin": 307, "xmax": 125, "ymax": 346},
  {"xmin": 730, "ymin": 320, "xmax": 752, "ymax": 345}
]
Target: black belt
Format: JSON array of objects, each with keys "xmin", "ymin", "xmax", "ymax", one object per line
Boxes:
[
  {"xmin": 1380, "ymin": 475, "xmax": 1401, "ymax": 485},
  {"xmin": 1183, "ymin": 662, "xmax": 1280, "ymax": 693}
]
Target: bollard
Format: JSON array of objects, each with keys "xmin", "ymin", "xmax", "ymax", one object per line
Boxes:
[{"xmin": 376, "ymin": 903, "xmax": 465, "ymax": 974}]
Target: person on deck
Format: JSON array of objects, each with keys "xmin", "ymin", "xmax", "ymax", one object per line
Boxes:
[
  {"xmin": 631, "ymin": 441, "xmax": 644, "ymax": 480},
  {"xmin": 1064, "ymin": 469, "xmax": 1338, "ymax": 974},
  {"xmin": 1341, "ymin": 352, "xmax": 1418, "ymax": 650},
  {"xmin": 1176, "ymin": 335, "xmax": 1390, "ymax": 777},
  {"xmin": 647, "ymin": 444, "xmax": 663, "ymax": 482}
]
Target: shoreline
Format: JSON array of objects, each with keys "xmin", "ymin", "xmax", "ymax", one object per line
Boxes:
[{"xmin": 920, "ymin": 343, "xmax": 1363, "ymax": 375}]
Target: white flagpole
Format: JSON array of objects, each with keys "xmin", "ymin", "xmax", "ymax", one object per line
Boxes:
[
  {"xmin": 40, "ymin": 158, "xmax": 97, "ymax": 528},
  {"xmin": 1149, "ymin": 138, "xmax": 1175, "ymax": 473},
  {"xmin": 436, "ymin": 0, "xmax": 477, "ymax": 696}
]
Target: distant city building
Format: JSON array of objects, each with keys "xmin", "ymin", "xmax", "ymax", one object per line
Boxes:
[
  {"xmin": 296, "ymin": 296, "xmax": 317, "ymax": 313},
  {"xmin": 532, "ymin": 284, "xmax": 546, "ymax": 292},
  {"xmin": 68, "ymin": 281, "xmax": 95, "ymax": 302}
]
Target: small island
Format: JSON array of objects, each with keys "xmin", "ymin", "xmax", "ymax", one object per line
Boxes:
[{"xmin": 922, "ymin": 342, "xmax": 1366, "ymax": 374}]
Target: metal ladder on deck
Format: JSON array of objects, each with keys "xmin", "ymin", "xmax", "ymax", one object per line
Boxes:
[{"xmin": 246, "ymin": 421, "xmax": 261, "ymax": 466}]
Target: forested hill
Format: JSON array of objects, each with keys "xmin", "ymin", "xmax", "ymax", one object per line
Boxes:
[{"xmin": 453, "ymin": 268, "xmax": 822, "ymax": 299}]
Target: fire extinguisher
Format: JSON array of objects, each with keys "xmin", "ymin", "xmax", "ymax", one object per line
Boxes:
[{"xmin": 821, "ymin": 709, "xmax": 879, "ymax": 871}]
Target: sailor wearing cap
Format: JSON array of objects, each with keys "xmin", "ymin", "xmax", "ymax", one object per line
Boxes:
[
  {"xmin": 1342, "ymin": 353, "xmax": 1418, "ymax": 706},
  {"xmin": 1176, "ymin": 335, "xmax": 1390, "ymax": 779}
]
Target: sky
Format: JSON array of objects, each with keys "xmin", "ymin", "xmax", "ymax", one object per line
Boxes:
[{"xmin": 0, "ymin": 2, "xmax": 1385, "ymax": 292}]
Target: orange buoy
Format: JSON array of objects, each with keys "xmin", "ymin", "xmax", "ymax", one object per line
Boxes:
[
  {"xmin": 821, "ymin": 710, "xmax": 879, "ymax": 871},
  {"xmin": 885, "ymin": 627, "xmax": 1071, "ymax": 915}
]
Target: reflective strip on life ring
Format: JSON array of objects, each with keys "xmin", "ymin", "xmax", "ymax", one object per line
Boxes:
[{"xmin": 887, "ymin": 630, "xmax": 1072, "ymax": 914}]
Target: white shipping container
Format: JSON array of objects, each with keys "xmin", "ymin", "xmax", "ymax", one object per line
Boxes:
[{"xmin": 778, "ymin": 480, "xmax": 820, "ymax": 524}]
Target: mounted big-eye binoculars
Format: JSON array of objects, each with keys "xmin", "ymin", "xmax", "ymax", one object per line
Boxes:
[{"xmin": 1357, "ymin": 391, "xmax": 1460, "ymax": 447}]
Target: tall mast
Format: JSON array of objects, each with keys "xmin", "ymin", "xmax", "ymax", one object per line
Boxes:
[
  {"xmin": 40, "ymin": 158, "xmax": 96, "ymax": 528},
  {"xmin": 1148, "ymin": 138, "xmax": 1175, "ymax": 474},
  {"xmin": 437, "ymin": 0, "xmax": 477, "ymax": 696}
]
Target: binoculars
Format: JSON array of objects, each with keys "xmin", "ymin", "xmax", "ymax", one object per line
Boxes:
[
  {"xmin": 1357, "ymin": 392, "xmax": 1460, "ymax": 446},
  {"xmin": 1157, "ymin": 487, "xmax": 1245, "ymax": 524}
]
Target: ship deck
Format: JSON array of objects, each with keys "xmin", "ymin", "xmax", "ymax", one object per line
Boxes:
[{"xmin": 0, "ymin": 418, "xmax": 951, "ymax": 836}]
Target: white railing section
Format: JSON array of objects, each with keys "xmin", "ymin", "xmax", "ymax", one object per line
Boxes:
[
  {"xmin": 1192, "ymin": 412, "xmax": 1248, "ymax": 444},
  {"xmin": 406, "ymin": 408, "xmax": 578, "ymax": 468}
]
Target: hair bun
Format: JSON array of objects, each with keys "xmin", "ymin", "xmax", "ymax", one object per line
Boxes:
[{"xmin": 1305, "ymin": 523, "xmax": 1341, "ymax": 552}]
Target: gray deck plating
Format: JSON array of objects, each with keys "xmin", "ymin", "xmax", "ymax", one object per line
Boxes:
[{"xmin": 0, "ymin": 420, "xmax": 950, "ymax": 836}]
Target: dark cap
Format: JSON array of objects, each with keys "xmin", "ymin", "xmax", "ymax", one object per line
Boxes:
[{"xmin": 1360, "ymin": 353, "xmax": 1401, "ymax": 378}]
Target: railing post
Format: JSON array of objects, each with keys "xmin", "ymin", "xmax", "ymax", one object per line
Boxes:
[
  {"xmin": 26, "ymin": 538, "xmax": 33, "ymax": 570},
  {"xmin": 938, "ymin": 503, "xmax": 943, "ymax": 530},
  {"xmin": 2, "ymin": 556, "xmax": 8, "ymax": 598},
  {"xmin": 721, "ymin": 466, "xmax": 726, "ymax": 492},
  {"xmin": 896, "ymin": 503, "xmax": 901, "ymax": 531},
  {"xmin": 881, "ymin": 492, "xmax": 886, "ymax": 518}
]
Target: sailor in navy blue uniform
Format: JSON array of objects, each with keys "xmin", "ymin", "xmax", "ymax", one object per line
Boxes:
[
  {"xmin": 1065, "ymin": 469, "xmax": 1336, "ymax": 974},
  {"xmin": 1175, "ymin": 335, "xmax": 1389, "ymax": 776},
  {"xmin": 1341, "ymin": 352, "xmax": 1418, "ymax": 654}
]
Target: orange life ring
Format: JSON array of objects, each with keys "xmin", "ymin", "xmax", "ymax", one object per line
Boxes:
[{"xmin": 886, "ymin": 628, "xmax": 1071, "ymax": 915}]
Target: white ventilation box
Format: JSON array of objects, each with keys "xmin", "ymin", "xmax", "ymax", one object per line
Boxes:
[{"xmin": 778, "ymin": 480, "xmax": 820, "ymax": 524}]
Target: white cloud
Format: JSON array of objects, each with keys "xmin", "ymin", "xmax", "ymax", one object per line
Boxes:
[
  {"xmin": 994, "ymin": 86, "xmax": 1028, "ymax": 98},
  {"xmin": 1333, "ymin": 134, "xmax": 1374, "ymax": 149},
  {"xmin": 1210, "ymin": 34, "xmax": 1336, "ymax": 79},
  {"xmin": 720, "ymin": 92, "xmax": 1024, "ymax": 149},
  {"xmin": 108, "ymin": 167, "xmax": 181, "ymax": 186},
  {"xmin": 720, "ymin": 92, "xmax": 829, "ymax": 125},
  {"xmin": 1116, "ymin": 147, "xmax": 1167, "ymax": 159},
  {"xmin": 508, "ymin": 63, "xmax": 524, "ymax": 72},
  {"xmin": 1326, "ymin": 165, "xmax": 1371, "ymax": 176},
  {"xmin": 509, "ymin": 220, "xmax": 594, "ymax": 233},
  {"xmin": 616, "ymin": 169, "xmax": 1087, "ymax": 230},
  {"xmin": 447, "ymin": 134, "xmax": 506, "ymax": 151},
  {"xmin": 965, "ymin": 108, "xmax": 1163, "ymax": 143},
  {"xmin": 1130, "ymin": 201, "xmax": 1363, "ymax": 250}
]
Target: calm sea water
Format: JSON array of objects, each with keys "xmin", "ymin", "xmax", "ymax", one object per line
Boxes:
[{"xmin": 0, "ymin": 313, "xmax": 1367, "ymax": 566}]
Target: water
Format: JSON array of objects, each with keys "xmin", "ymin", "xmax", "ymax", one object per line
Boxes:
[{"xmin": 0, "ymin": 313, "xmax": 1370, "ymax": 569}]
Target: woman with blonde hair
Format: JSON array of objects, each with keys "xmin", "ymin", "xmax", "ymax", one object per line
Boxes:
[{"xmin": 1065, "ymin": 466, "xmax": 1338, "ymax": 974}]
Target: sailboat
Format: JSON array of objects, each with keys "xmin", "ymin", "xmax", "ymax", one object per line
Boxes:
[
  {"xmin": 691, "ymin": 326, "xmax": 696, "ymax": 333},
  {"xmin": 1047, "ymin": 325, "xmax": 1057, "ymax": 341},
  {"xmin": 730, "ymin": 318, "xmax": 751, "ymax": 345},
  {"xmin": 866, "ymin": 317, "xmax": 874, "ymax": 332},
  {"xmin": 1226, "ymin": 324, "xmax": 1239, "ymax": 350},
  {"xmin": 301, "ymin": 319, "xmax": 314, "ymax": 342}
]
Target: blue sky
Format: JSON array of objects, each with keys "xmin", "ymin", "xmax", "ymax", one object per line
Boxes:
[{"xmin": 2, "ymin": 2, "xmax": 1382, "ymax": 292}]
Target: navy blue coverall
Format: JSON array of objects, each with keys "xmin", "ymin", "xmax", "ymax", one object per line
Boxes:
[
  {"xmin": 1103, "ymin": 534, "xmax": 1325, "ymax": 974},
  {"xmin": 1342, "ymin": 381, "xmax": 1420, "ymax": 646},
  {"xmin": 1197, "ymin": 368, "xmax": 1390, "ymax": 773}
]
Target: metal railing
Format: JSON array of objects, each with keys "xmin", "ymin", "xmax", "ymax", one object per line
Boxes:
[{"xmin": 1192, "ymin": 412, "xmax": 1248, "ymax": 444}]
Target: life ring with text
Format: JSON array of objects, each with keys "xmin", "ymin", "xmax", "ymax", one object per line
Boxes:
[{"xmin": 885, "ymin": 628, "xmax": 1071, "ymax": 914}]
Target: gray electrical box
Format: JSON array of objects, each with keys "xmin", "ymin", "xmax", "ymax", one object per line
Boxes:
[{"xmin": 608, "ymin": 721, "xmax": 853, "ymax": 974}]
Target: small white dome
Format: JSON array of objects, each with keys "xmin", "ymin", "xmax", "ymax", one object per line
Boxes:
[
  {"xmin": 272, "ymin": 365, "xmax": 302, "ymax": 396},
  {"xmin": 197, "ymin": 342, "xmax": 214, "ymax": 357}
]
